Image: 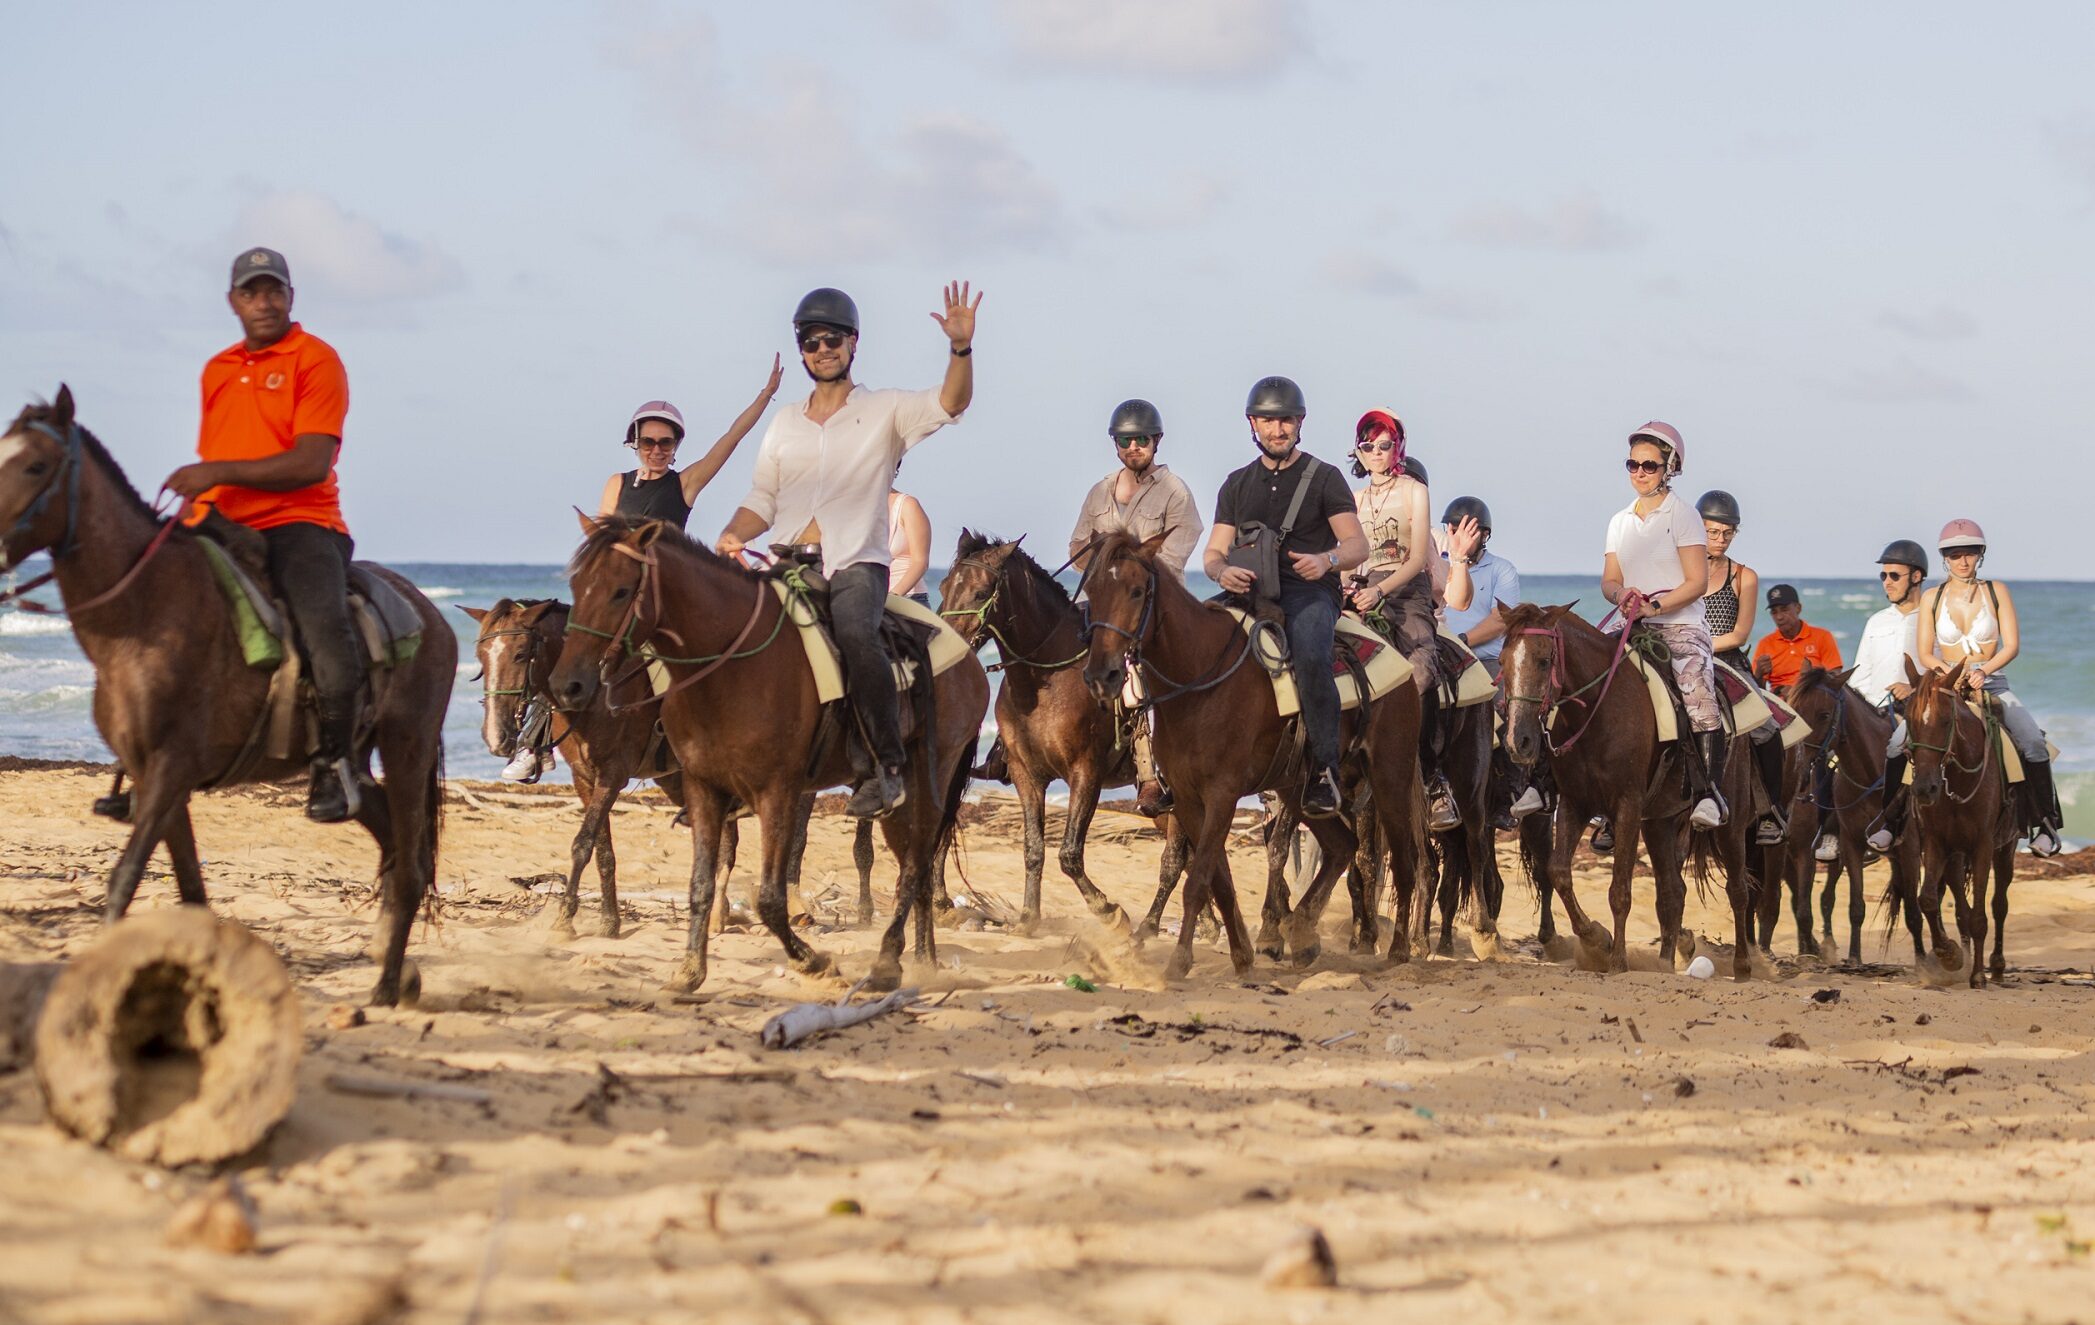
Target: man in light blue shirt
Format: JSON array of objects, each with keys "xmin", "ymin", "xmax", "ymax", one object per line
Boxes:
[{"xmin": 1439, "ymin": 496, "xmax": 1520, "ymax": 677}]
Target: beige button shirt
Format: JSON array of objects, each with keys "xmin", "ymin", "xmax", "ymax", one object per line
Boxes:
[
  {"xmin": 738, "ymin": 385, "xmax": 956, "ymax": 576},
  {"xmin": 1068, "ymin": 463, "xmax": 1203, "ymax": 579}
]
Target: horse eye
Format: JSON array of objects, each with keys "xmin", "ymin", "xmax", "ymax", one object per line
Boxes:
[
  {"xmin": 612, "ymin": 587, "xmax": 632, "ymax": 602},
  {"xmin": 25, "ymin": 461, "xmax": 47, "ymax": 477}
]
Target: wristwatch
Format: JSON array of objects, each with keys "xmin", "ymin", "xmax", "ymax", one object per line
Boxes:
[{"xmin": 1327, "ymin": 551, "xmax": 1339, "ymax": 569}]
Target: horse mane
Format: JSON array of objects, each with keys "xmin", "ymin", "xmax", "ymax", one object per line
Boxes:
[
  {"xmin": 1005, "ymin": 540, "xmax": 1076, "ymax": 611},
  {"xmin": 568, "ymin": 515, "xmax": 761, "ymax": 585},
  {"xmin": 8, "ymin": 398, "xmax": 171, "ymax": 526},
  {"xmin": 1500, "ymin": 602, "xmax": 1596, "ymax": 640},
  {"xmin": 1086, "ymin": 528, "xmax": 1228, "ymax": 619}
]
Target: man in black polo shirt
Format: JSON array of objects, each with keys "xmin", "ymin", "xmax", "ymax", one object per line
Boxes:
[{"xmin": 1202, "ymin": 376, "xmax": 1367, "ymax": 815}]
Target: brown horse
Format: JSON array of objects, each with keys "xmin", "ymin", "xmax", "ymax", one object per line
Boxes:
[
  {"xmin": 1077, "ymin": 530, "xmax": 1425, "ymax": 979},
  {"xmin": 1903, "ymin": 659, "xmax": 2018, "ymax": 988},
  {"xmin": 549, "ymin": 515, "xmax": 989, "ymax": 992},
  {"xmin": 0, "ymin": 388, "xmax": 452, "ymax": 1006},
  {"xmin": 936, "ymin": 530, "xmax": 1188, "ymax": 934},
  {"xmin": 464, "ymin": 597, "xmax": 752, "ymax": 937},
  {"xmin": 1781, "ymin": 666, "xmax": 1946, "ymax": 970},
  {"xmin": 1499, "ymin": 604, "xmax": 1753, "ymax": 977}
]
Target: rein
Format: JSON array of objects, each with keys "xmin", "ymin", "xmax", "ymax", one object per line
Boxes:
[
  {"xmin": 942, "ymin": 553, "xmax": 1089, "ymax": 673},
  {"xmin": 1792, "ymin": 682, "xmax": 1889, "ymax": 812},
  {"xmin": 475, "ymin": 620, "xmax": 574, "ymax": 748},
  {"xmin": 1080, "ymin": 548, "xmax": 1257, "ymax": 704},
  {"xmin": 1908, "ymin": 682, "xmax": 2000, "ymax": 804},
  {"xmin": 1505, "ymin": 614, "xmax": 1643, "ymax": 753},
  {"xmin": 564, "ymin": 540, "xmax": 785, "ymax": 712},
  {"xmin": 0, "ymin": 419, "xmax": 180, "ymax": 618}
]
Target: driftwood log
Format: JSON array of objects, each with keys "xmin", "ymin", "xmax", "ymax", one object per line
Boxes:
[{"xmin": 31, "ymin": 907, "xmax": 302, "ymax": 1166}]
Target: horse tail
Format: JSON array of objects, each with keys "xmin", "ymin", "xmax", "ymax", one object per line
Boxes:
[
  {"xmin": 931, "ymin": 729, "xmax": 973, "ymax": 886},
  {"xmin": 1687, "ymin": 825, "xmax": 1722, "ymax": 905},
  {"xmin": 1515, "ymin": 810, "xmax": 1553, "ymax": 906}
]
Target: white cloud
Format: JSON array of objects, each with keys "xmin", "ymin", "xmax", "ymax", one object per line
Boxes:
[
  {"xmin": 999, "ymin": 0, "xmax": 1306, "ymax": 82},
  {"xmin": 1320, "ymin": 248, "xmax": 1417, "ymax": 298},
  {"xmin": 1094, "ymin": 173, "xmax": 1230, "ymax": 231},
  {"xmin": 1876, "ymin": 305, "xmax": 1977, "ymax": 341},
  {"xmin": 1450, "ymin": 196, "xmax": 1643, "ymax": 252},
  {"xmin": 230, "ymin": 192, "xmax": 463, "ymax": 303},
  {"xmin": 1822, "ymin": 357, "xmax": 1972, "ymax": 405}
]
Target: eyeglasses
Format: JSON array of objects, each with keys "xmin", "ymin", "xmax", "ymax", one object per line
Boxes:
[
  {"xmin": 1879, "ymin": 570, "xmax": 1914, "ymax": 582},
  {"xmin": 1114, "ymin": 435, "xmax": 1155, "ymax": 449},
  {"xmin": 1356, "ymin": 439, "xmax": 1397, "ymax": 455},
  {"xmin": 634, "ymin": 437, "xmax": 679, "ymax": 450},
  {"xmin": 799, "ymin": 330, "xmax": 849, "ymax": 353},
  {"xmin": 1624, "ymin": 458, "xmax": 1667, "ymax": 475}
]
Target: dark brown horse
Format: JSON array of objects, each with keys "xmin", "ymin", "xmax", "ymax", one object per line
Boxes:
[
  {"xmin": 0, "ymin": 388, "xmax": 452, "ymax": 1005},
  {"xmin": 936, "ymin": 530, "xmax": 1188, "ymax": 934},
  {"xmin": 1903, "ymin": 659, "xmax": 2017, "ymax": 988},
  {"xmin": 1499, "ymin": 604, "xmax": 1753, "ymax": 977},
  {"xmin": 549, "ymin": 515, "xmax": 989, "ymax": 992},
  {"xmin": 1781, "ymin": 666, "xmax": 1945, "ymax": 970},
  {"xmin": 1077, "ymin": 531, "xmax": 1425, "ymax": 979},
  {"xmin": 464, "ymin": 597, "xmax": 750, "ymax": 937}
]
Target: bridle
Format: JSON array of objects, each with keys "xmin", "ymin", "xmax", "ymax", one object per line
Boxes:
[
  {"xmin": 940, "ymin": 549, "xmax": 1088, "ymax": 673},
  {"xmin": 474, "ymin": 614, "xmax": 569, "ymax": 749},
  {"xmin": 1077, "ymin": 541, "xmax": 1258, "ymax": 703},
  {"xmin": 1789, "ymin": 677, "xmax": 1890, "ymax": 812},
  {"xmin": 1501, "ymin": 606, "xmax": 1635, "ymax": 754},
  {"xmin": 0, "ymin": 418, "xmax": 180, "ymax": 617},
  {"xmin": 562, "ymin": 535, "xmax": 785, "ymax": 713},
  {"xmin": 1905, "ymin": 674, "xmax": 1998, "ymax": 803}
]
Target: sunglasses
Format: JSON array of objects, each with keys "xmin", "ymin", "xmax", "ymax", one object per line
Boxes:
[
  {"xmin": 633, "ymin": 437, "xmax": 679, "ymax": 450},
  {"xmin": 1879, "ymin": 570, "xmax": 1914, "ymax": 581},
  {"xmin": 1115, "ymin": 435, "xmax": 1155, "ymax": 449},
  {"xmin": 799, "ymin": 330, "xmax": 849, "ymax": 353},
  {"xmin": 1943, "ymin": 548, "xmax": 1982, "ymax": 558},
  {"xmin": 1356, "ymin": 439, "xmax": 1398, "ymax": 455},
  {"xmin": 1624, "ymin": 458, "xmax": 1667, "ymax": 475}
]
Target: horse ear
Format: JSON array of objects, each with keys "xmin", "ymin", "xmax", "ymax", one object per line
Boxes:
[
  {"xmin": 957, "ymin": 528, "xmax": 982, "ymax": 556},
  {"xmin": 519, "ymin": 600, "xmax": 558, "ymax": 625},
  {"xmin": 52, "ymin": 384, "xmax": 75, "ymax": 428},
  {"xmin": 1831, "ymin": 664, "xmax": 1856, "ymax": 687},
  {"xmin": 1903, "ymin": 656, "xmax": 1922, "ymax": 687},
  {"xmin": 1070, "ymin": 532, "xmax": 1102, "ymax": 572},
  {"xmin": 457, "ymin": 604, "xmax": 489, "ymax": 623},
  {"xmin": 1011, "ymin": 533, "xmax": 1027, "ymax": 553},
  {"xmin": 1138, "ymin": 530, "xmax": 1169, "ymax": 560},
  {"xmin": 633, "ymin": 519, "xmax": 666, "ymax": 548},
  {"xmin": 1943, "ymin": 659, "xmax": 1966, "ymax": 690},
  {"xmin": 575, "ymin": 506, "xmax": 603, "ymax": 537}
]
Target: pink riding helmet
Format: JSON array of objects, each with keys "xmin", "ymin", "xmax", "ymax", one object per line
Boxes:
[
  {"xmin": 626, "ymin": 400, "xmax": 685, "ymax": 443},
  {"xmin": 1937, "ymin": 518, "xmax": 1987, "ymax": 552},
  {"xmin": 1354, "ymin": 407, "xmax": 1407, "ymax": 467},
  {"xmin": 1628, "ymin": 420, "xmax": 1685, "ymax": 475}
]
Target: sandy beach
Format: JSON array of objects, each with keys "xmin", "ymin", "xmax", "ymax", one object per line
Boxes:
[{"xmin": 3, "ymin": 759, "xmax": 2093, "ymax": 1324}]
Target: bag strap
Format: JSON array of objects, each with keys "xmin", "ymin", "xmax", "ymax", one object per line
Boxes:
[{"xmin": 1277, "ymin": 457, "xmax": 1322, "ymax": 539}]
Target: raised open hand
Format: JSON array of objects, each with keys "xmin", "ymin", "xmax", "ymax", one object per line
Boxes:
[
  {"xmin": 759, "ymin": 353, "xmax": 783, "ymax": 401},
  {"xmin": 930, "ymin": 280, "xmax": 982, "ymax": 347},
  {"xmin": 1446, "ymin": 515, "xmax": 1484, "ymax": 563}
]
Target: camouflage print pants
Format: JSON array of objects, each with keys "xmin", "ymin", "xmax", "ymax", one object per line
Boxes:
[{"xmin": 1650, "ymin": 621, "xmax": 1722, "ymax": 732}]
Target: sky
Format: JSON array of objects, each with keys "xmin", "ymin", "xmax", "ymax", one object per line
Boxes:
[{"xmin": 4, "ymin": 1, "xmax": 2093, "ymax": 578}]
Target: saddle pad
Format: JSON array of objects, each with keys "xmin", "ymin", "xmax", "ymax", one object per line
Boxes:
[
  {"xmin": 347, "ymin": 563, "xmax": 424, "ymax": 666},
  {"xmin": 196, "ymin": 539, "xmax": 286, "ymax": 670},
  {"xmin": 1438, "ymin": 625, "xmax": 1496, "ymax": 709},
  {"xmin": 1221, "ymin": 607, "xmax": 1413, "ymax": 719},
  {"xmin": 773, "ymin": 583, "xmax": 973, "ymax": 705}
]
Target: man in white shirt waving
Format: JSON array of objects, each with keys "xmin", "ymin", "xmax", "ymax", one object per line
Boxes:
[
  {"xmin": 718, "ymin": 282, "xmax": 982, "ymax": 817},
  {"xmin": 1853, "ymin": 538, "xmax": 1928, "ymax": 853}
]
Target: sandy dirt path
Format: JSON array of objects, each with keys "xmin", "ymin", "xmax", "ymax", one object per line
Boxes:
[{"xmin": 2, "ymin": 764, "xmax": 2092, "ymax": 1324}]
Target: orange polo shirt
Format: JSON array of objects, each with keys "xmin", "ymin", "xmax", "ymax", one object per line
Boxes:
[
  {"xmin": 191, "ymin": 323, "xmax": 349, "ymax": 534},
  {"xmin": 1753, "ymin": 622, "xmax": 1842, "ymax": 688}
]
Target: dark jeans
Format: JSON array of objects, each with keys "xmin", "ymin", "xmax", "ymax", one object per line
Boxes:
[
  {"xmin": 262, "ymin": 522, "xmax": 364, "ymax": 756},
  {"xmin": 831, "ymin": 561, "xmax": 905, "ymax": 773},
  {"xmin": 1279, "ymin": 577, "xmax": 1342, "ymax": 771}
]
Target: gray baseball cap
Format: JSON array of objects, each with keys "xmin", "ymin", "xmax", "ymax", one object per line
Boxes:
[{"xmin": 230, "ymin": 246, "xmax": 292, "ymax": 289}]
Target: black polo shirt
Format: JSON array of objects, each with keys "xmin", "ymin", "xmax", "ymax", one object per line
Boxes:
[{"xmin": 1214, "ymin": 450, "xmax": 1355, "ymax": 599}]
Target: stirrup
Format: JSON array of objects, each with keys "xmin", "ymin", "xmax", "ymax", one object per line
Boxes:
[
  {"xmin": 1689, "ymin": 795, "xmax": 1727, "ymax": 830},
  {"xmin": 2029, "ymin": 826, "xmax": 2063, "ymax": 858},
  {"xmin": 1509, "ymin": 787, "xmax": 1545, "ymax": 819},
  {"xmin": 1866, "ymin": 826, "xmax": 1895, "ymax": 852}
]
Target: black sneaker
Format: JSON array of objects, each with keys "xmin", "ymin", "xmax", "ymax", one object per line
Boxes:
[
  {"xmin": 1427, "ymin": 779, "xmax": 1461, "ymax": 832},
  {"xmin": 1135, "ymin": 780, "xmax": 1174, "ymax": 817},
  {"xmin": 846, "ymin": 766, "xmax": 908, "ymax": 819},
  {"xmin": 1302, "ymin": 768, "xmax": 1342, "ymax": 819},
  {"xmin": 971, "ymin": 738, "xmax": 1010, "ymax": 784},
  {"xmin": 307, "ymin": 757, "xmax": 362, "ymax": 824},
  {"xmin": 1754, "ymin": 815, "xmax": 1787, "ymax": 846},
  {"xmin": 1589, "ymin": 817, "xmax": 1614, "ymax": 853}
]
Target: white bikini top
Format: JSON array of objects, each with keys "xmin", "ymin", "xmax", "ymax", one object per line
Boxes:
[{"xmin": 1935, "ymin": 583, "xmax": 1999, "ymax": 650}]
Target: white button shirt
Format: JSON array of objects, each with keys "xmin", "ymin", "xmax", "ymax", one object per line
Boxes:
[
  {"xmin": 1849, "ymin": 604, "xmax": 1920, "ymax": 706},
  {"xmin": 738, "ymin": 385, "xmax": 957, "ymax": 576},
  {"xmin": 1604, "ymin": 490, "xmax": 1708, "ymax": 628}
]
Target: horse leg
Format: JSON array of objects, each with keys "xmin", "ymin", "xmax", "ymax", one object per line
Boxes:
[
  {"xmin": 1059, "ymin": 769, "xmax": 1129, "ymax": 930},
  {"xmin": 1603, "ymin": 800, "xmax": 1643, "ymax": 973},
  {"xmin": 1011, "ymin": 759, "xmax": 1049, "ymax": 934},
  {"xmin": 1916, "ymin": 838, "xmax": 1961, "ymax": 972},
  {"xmin": 563, "ymin": 777, "xmax": 621, "ymax": 941},
  {"xmin": 1818, "ymin": 846, "xmax": 1839, "ymax": 941},
  {"xmin": 1347, "ymin": 802, "xmax": 1383, "ymax": 954},
  {"xmin": 901, "ymin": 757, "xmax": 945, "ymax": 965},
  {"xmin": 1255, "ymin": 797, "xmax": 1299, "ymax": 962},
  {"xmin": 1988, "ymin": 844, "xmax": 2012, "ymax": 982},
  {"xmin": 1135, "ymin": 813, "xmax": 1188, "ymax": 941},
  {"xmin": 1843, "ymin": 844, "xmax": 1867, "ymax": 966},
  {"xmin": 1646, "ymin": 822, "xmax": 1687, "ymax": 971},
  {"xmin": 1965, "ymin": 849, "xmax": 1993, "ymax": 991},
  {"xmin": 1166, "ymin": 794, "xmax": 1224, "ymax": 982},
  {"xmin": 1792, "ymin": 844, "xmax": 1821, "ymax": 959},
  {"xmin": 756, "ymin": 787, "xmax": 831, "ymax": 979},
  {"xmin": 1433, "ymin": 832, "xmax": 1462, "ymax": 957},
  {"xmin": 162, "ymin": 802, "xmax": 208, "ymax": 906},
  {"xmin": 555, "ymin": 770, "xmax": 603, "ymax": 939},
  {"xmin": 1209, "ymin": 846, "xmax": 1255, "ymax": 978},
  {"xmin": 782, "ymin": 791, "xmax": 816, "ymax": 924},
  {"xmin": 102, "ymin": 765, "xmax": 193, "ymax": 921},
  {"xmin": 591, "ymin": 796, "xmax": 623, "ymax": 939},
  {"xmin": 664, "ymin": 783, "xmax": 734, "ymax": 993},
  {"xmin": 715, "ymin": 816, "xmax": 741, "ymax": 932},
  {"xmin": 853, "ymin": 818, "xmax": 877, "ymax": 926},
  {"xmin": 1284, "ymin": 814, "xmax": 1359, "ymax": 967},
  {"xmin": 368, "ymin": 747, "xmax": 438, "ymax": 1009}
]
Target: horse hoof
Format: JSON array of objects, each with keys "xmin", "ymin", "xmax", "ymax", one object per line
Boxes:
[
  {"xmin": 1348, "ymin": 934, "xmax": 1377, "ymax": 955},
  {"xmin": 661, "ymin": 956, "xmax": 705, "ymax": 994},
  {"xmin": 1540, "ymin": 934, "xmax": 1578, "ymax": 964},
  {"xmin": 368, "ymin": 960, "xmax": 421, "ymax": 1009},
  {"xmin": 1163, "ymin": 950, "xmax": 1193, "ymax": 982},
  {"xmin": 1255, "ymin": 939, "xmax": 1285, "ymax": 964},
  {"xmin": 1289, "ymin": 942, "xmax": 1321, "ymax": 969},
  {"xmin": 796, "ymin": 950, "xmax": 836, "ymax": 978},
  {"xmin": 1094, "ymin": 904, "xmax": 1132, "ymax": 936},
  {"xmin": 1385, "ymin": 942, "xmax": 1412, "ymax": 967},
  {"xmin": 1433, "ymin": 936, "xmax": 1456, "ymax": 959},
  {"xmin": 1933, "ymin": 941, "xmax": 1964, "ymax": 972},
  {"xmin": 1132, "ymin": 919, "xmax": 1160, "ymax": 943},
  {"xmin": 1470, "ymin": 930, "xmax": 1503, "ymax": 963},
  {"xmin": 598, "ymin": 915, "xmax": 623, "ymax": 940},
  {"xmin": 1015, "ymin": 910, "xmax": 1042, "ymax": 937},
  {"xmin": 858, "ymin": 908, "xmax": 875, "ymax": 928},
  {"xmin": 862, "ymin": 963, "xmax": 903, "ymax": 994}
]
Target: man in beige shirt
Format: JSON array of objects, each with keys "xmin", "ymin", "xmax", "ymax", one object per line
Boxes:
[{"xmin": 1069, "ymin": 399, "xmax": 1202, "ymax": 814}]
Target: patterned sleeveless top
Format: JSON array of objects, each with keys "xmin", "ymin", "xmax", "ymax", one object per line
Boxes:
[
  {"xmin": 1353, "ymin": 475, "xmax": 1418, "ymax": 578},
  {"xmin": 1704, "ymin": 559, "xmax": 1739, "ymax": 635}
]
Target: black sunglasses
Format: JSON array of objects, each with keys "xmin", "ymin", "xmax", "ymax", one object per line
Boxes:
[
  {"xmin": 799, "ymin": 330, "xmax": 849, "ymax": 353},
  {"xmin": 1114, "ymin": 435, "xmax": 1155, "ymax": 449},
  {"xmin": 1879, "ymin": 569, "xmax": 1915, "ymax": 581},
  {"xmin": 1624, "ymin": 458, "xmax": 1667, "ymax": 475},
  {"xmin": 631, "ymin": 437, "xmax": 679, "ymax": 450}
]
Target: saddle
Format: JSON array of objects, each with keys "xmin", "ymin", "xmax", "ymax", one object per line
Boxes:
[
  {"xmin": 1223, "ymin": 607, "xmax": 1412, "ymax": 717},
  {"xmin": 758, "ymin": 547, "xmax": 972, "ymax": 704},
  {"xmin": 1611, "ymin": 628, "xmax": 1803, "ymax": 748},
  {"xmin": 1434, "ymin": 626, "xmax": 1497, "ymax": 709},
  {"xmin": 1898, "ymin": 694, "xmax": 2053, "ymax": 787}
]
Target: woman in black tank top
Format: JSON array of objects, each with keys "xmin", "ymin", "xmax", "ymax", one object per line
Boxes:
[
  {"xmin": 1695, "ymin": 491, "xmax": 1758, "ymax": 672},
  {"xmin": 592, "ymin": 360, "xmax": 784, "ymax": 531}
]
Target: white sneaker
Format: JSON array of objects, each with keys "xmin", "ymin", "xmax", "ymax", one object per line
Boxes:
[
  {"xmin": 1866, "ymin": 827, "xmax": 1894, "ymax": 852},
  {"xmin": 500, "ymin": 749, "xmax": 544, "ymax": 783},
  {"xmin": 1814, "ymin": 836, "xmax": 1840, "ymax": 863},
  {"xmin": 1689, "ymin": 796, "xmax": 1725, "ymax": 830},
  {"xmin": 1510, "ymin": 787, "xmax": 1545, "ymax": 818},
  {"xmin": 2029, "ymin": 827, "xmax": 2063, "ymax": 858}
]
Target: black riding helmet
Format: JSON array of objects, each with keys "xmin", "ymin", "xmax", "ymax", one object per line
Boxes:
[
  {"xmin": 1878, "ymin": 538, "xmax": 1929, "ymax": 575},
  {"xmin": 1695, "ymin": 489, "xmax": 1741, "ymax": 528},
  {"xmin": 1403, "ymin": 455, "xmax": 1428, "ymax": 484},
  {"xmin": 1441, "ymin": 496, "xmax": 1491, "ymax": 532},
  {"xmin": 1109, "ymin": 398, "xmax": 1164, "ymax": 439},
  {"xmin": 1244, "ymin": 376, "xmax": 1306, "ymax": 419},
  {"xmin": 792, "ymin": 287, "xmax": 859, "ymax": 335}
]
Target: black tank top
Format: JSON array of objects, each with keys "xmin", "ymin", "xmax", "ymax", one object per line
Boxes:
[
  {"xmin": 1704, "ymin": 559, "xmax": 1739, "ymax": 636},
  {"xmin": 614, "ymin": 470, "xmax": 692, "ymax": 528}
]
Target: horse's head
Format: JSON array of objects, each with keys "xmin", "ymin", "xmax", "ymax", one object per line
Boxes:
[
  {"xmin": 1496, "ymin": 603, "xmax": 1574, "ymax": 766},
  {"xmin": 1905, "ymin": 657, "xmax": 1964, "ymax": 806},
  {"xmin": 461, "ymin": 597, "xmax": 565, "ymax": 756},
  {"xmin": 937, "ymin": 528, "xmax": 1023, "ymax": 650},
  {"xmin": 1782, "ymin": 665, "xmax": 1852, "ymax": 747},
  {"xmin": 0, "ymin": 386, "xmax": 80, "ymax": 571},
  {"xmin": 1076, "ymin": 528, "xmax": 1166, "ymax": 706},
  {"xmin": 551, "ymin": 512, "xmax": 666, "ymax": 712}
]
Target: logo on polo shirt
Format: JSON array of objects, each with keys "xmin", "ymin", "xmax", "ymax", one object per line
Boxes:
[{"xmin": 264, "ymin": 371, "xmax": 285, "ymax": 390}]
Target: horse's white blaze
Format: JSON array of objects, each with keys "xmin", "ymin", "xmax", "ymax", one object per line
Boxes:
[
  {"xmin": 0, "ymin": 429, "xmax": 28, "ymax": 470},
  {"xmin": 479, "ymin": 634, "xmax": 514, "ymax": 754}
]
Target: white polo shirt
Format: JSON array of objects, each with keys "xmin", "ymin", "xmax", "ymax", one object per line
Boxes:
[
  {"xmin": 1849, "ymin": 604, "xmax": 1920, "ymax": 706},
  {"xmin": 738, "ymin": 385, "xmax": 957, "ymax": 576},
  {"xmin": 1604, "ymin": 490, "xmax": 1707, "ymax": 627}
]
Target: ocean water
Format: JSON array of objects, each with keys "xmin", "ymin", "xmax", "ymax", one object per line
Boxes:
[{"xmin": 5, "ymin": 561, "xmax": 2092, "ymax": 843}]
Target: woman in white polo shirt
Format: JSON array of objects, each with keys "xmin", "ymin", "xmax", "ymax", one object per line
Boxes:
[{"xmin": 1601, "ymin": 421, "xmax": 1729, "ymax": 830}]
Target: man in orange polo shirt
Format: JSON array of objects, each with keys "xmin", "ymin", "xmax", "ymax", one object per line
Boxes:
[
  {"xmin": 164, "ymin": 246, "xmax": 365, "ymax": 822},
  {"xmin": 1752, "ymin": 582, "xmax": 1842, "ymax": 688}
]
